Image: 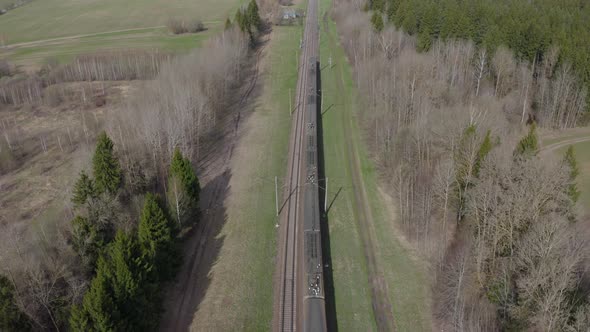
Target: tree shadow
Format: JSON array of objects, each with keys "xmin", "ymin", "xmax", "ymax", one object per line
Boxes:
[
  {"xmin": 159, "ymin": 25, "xmax": 269, "ymax": 332},
  {"xmin": 316, "ymin": 60, "xmax": 338, "ymax": 332},
  {"xmin": 159, "ymin": 170, "xmax": 231, "ymax": 332}
]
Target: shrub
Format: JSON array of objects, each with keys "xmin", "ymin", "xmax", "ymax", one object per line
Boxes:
[
  {"xmin": 167, "ymin": 18, "xmax": 205, "ymax": 34},
  {"xmin": 0, "ymin": 60, "xmax": 10, "ymax": 78},
  {"xmin": 166, "ymin": 18, "xmax": 187, "ymax": 34},
  {"xmin": 187, "ymin": 19, "xmax": 205, "ymax": 33}
]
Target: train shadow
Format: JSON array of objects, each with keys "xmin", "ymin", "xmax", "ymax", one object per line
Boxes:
[{"xmin": 316, "ymin": 60, "xmax": 339, "ymax": 332}]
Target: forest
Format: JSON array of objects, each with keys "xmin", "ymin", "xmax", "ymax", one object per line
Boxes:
[
  {"xmin": 334, "ymin": 0, "xmax": 590, "ymax": 330},
  {"xmin": 0, "ymin": 1, "xmax": 266, "ymax": 330},
  {"xmin": 371, "ymin": 0, "xmax": 590, "ymax": 111}
]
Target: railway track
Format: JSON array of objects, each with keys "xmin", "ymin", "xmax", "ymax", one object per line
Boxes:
[{"xmin": 276, "ymin": 0, "xmax": 321, "ymax": 330}]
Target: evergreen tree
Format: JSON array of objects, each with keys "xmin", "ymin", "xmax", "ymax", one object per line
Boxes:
[
  {"xmin": 564, "ymin": 146, "xmax": 581, "ymax": 203},
  {"xmin": 92, "ymin": 132, "xmax": 121, "ymax": 195},
  {"xmin": 106, "ymin": 231, "xmax": 151, "ymax": 331},
  {"xmin": 454, "ymin": 124, "xmax": 478, "ymax": 221},
  {"xmin": 514, "ymin": 123, "xmax": 539, "ymax": 158},
  {"xmin": 371, "ymin": 12, "xmax": 384, "ymax": 32},
  {"xmin": 417, "ymin": 28, "xmax": 432, "ymax": 52},
  {"xmin": 72, "ymin": 170, "xmax": 96, "ymax": 208},
  {"xmin": 474, "ymin": 130, "xmax": 493, "ymax": 177},
  {"xmin": 247, "ymin": 0, "xmax": 261, "ymax": 30},
  {"xmin": 0, "ymin": 275, "xmax": 31, "ymax": 332},
  {"xmin": 71, "ymin": 215, "xmax": 105, "ymax": 272},
  {"xmin": 167, "ymin": 148, "xmax": 200, "ymax": 226},
  {"xmin": 386, "ymin": 0, "xmax": 400, "ymax": 23},
  {"xmin": 139, "ymin": 193, "xmax": 177, "ymax": 281},
  {"xmin": 224, "ymin": 17, "xmax": 232, "ymax": 30},
  {"xmin": 235, "ymin": 9, "xmax": 246, "ymax": 32},
  {"xmin": 70, "ymin": 257, "xmax": 116, "ymax": 332},
  {"xmin": 371, "ymin": 0, "xmax": 385, "ymax": 13}
]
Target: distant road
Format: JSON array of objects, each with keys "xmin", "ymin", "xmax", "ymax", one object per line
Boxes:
[{"xmin": 541, "ymin": 136, "xmax": 590, "ymax": 153}]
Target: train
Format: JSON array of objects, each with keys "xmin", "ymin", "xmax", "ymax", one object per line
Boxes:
[{"xmin": 302, "ymin": 56, "xmax": 327, "ymax": 332}]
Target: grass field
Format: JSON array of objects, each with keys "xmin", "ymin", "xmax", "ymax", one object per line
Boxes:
[
  {"xmin": 188, "ymin": 25, "xmax": 301, "ymax": 330},
  {"xmin": 0, "ymin": 0, "xmax": 241, "ymax": 66},
  {"xmin": 318, "ymin": 0, "xmax": 432, "ymax": 329}
]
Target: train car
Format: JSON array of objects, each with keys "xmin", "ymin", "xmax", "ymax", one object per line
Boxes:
[{"xmin": 302, "ymin": 56, "xmax": 327, "ymax": 332}]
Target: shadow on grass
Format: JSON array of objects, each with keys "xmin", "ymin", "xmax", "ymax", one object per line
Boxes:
[
  {"xmin": 317, "ymin": 60, "xmax": 338, "ymax": 332},
  {"xmin": 159, "ymin": 29, "xmax": 270, "ymax": 332}
]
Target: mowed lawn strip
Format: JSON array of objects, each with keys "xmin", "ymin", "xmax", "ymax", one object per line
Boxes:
[
  {"xmin": 188, "ymin": 25, "xmax": 301, "ymax": 330},
  {"xmin": 319, "ymin": 0, "xmax": 432, "ymax": 329}
]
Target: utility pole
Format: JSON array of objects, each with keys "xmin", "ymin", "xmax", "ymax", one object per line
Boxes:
[
  {"xmin": 324, "ymin": 177, "xmax": 328, "ymax": 212},
  {"xmin": 275, "ymin": 176, "xmax": 279, "ymax": 216}
]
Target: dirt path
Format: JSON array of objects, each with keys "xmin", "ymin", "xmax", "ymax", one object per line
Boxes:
[
  {"xmin": 541, "ymin": 136, "xmax": 590, "ymax": 153},
  {"xmin": 2, "ymin": 26, "xmax": 165, "ymax": 48},
  {"xmin": 324, "ymin": 16, "xmax": 396, "ymax": 332},
  {"xmin": 159, "ymin": 36, "xmax": 266, "ymax": 332},
  {"xmin": 1, "ymin": 21, "xmax": 220, "ymax": 48}
]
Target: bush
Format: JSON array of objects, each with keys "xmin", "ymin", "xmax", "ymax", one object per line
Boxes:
[
  {"xmin": 167, "ymin": 18, "xmax": 205, "ymax": 34},
  {"xmin": 187, "ymin": 19, "xmax": 205, "ymax": 33},
  {"xmin": 167, "ymin": 18, "xmax": 187, "ymax": 34},
  {"xmin": 0, "ymin": 60, "xmax": 10, "ymax": 78}
]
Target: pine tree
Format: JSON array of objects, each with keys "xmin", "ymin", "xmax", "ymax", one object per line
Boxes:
[
  {"xmin": 224, "ymin": 17, "xmax": 232, "ymax": 30},
  {"xmin": 454, "ymin": 124, "xmax": 478, "ymax": 221},
  {"xmin": 235, "ymin": 9, "xmax": 245, "ymax": 32},
  {"xmin": 514, "ymin": 123, "xmax": 539, "ymax": 157},
  {"xmin": 71, "ymin": 215, "xmax": 105, "ymax": 272},
  {"xmin": 417, "ymin": 28, "xmax": 432, "ymax": 52},
  {"xmin": 167, "ymin": 148, "xmax": 200, "ymax": 226},
  {"xmin": 72, "ymin": 170, "xmax": 96, "ymax": 207},
  {"xmin": 386, "ymin": 0, "xmax": 400, "ymax": 22},
  {"xmin": 247, "ymin": 0, "xmax": 261, "ymax": 31},
  {"xmin": 70, "ymin": 257, "xmax": 116, "ymax": 332},
  {"xmin": 0, "ymin": 275, "xmax": 31, "ymax": 331},
  {"xmin": 371, "ymin": 12, "xmax": 384, "ymax": 32},
  {"xmin": 474, "ymin": 130, "xmax": 493, "ymax": 177},
  {"xmin": 107, "ymin": 231, "xmax": 148, "ymax": 331},
  {"xmin": 371, "ymin": 0, "xmax": 385, "ymax": 13},
  {"xmin": 564, "ymin": 146, "xmax": 580, "ymax": 203},
  {"xmin": 139, "ymin": 193, "xmax": 176, "ymax": 281},
  {"xmin": 92, "ymin": 132, "xmax": 121, "ymax": 195}
]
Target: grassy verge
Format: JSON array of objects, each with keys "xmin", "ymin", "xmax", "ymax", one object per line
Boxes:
[
  {"xmin": 318, "ymin": 0, "xmax": 432, "ymax": 329},
  {"xmin": 189, "ymin": 25, "xmax": 302, "ymax": 330}
]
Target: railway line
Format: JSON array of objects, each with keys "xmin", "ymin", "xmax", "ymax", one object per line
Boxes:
[{"xmin": 276, "ymin": 0, "xmax": 325, "ymax": 330}]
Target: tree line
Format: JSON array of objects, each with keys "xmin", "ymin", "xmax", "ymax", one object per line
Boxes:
[
  {"xmin": 333, "ymin": 0, "xmax": 590, "ymax": 329},
  {"xmin": 0, "ymin": 51, "xmax": 172, "ymax": 105},
  {"xmin": 368, "ymin": 0, "xmax": 590, "ymax": 110}
]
